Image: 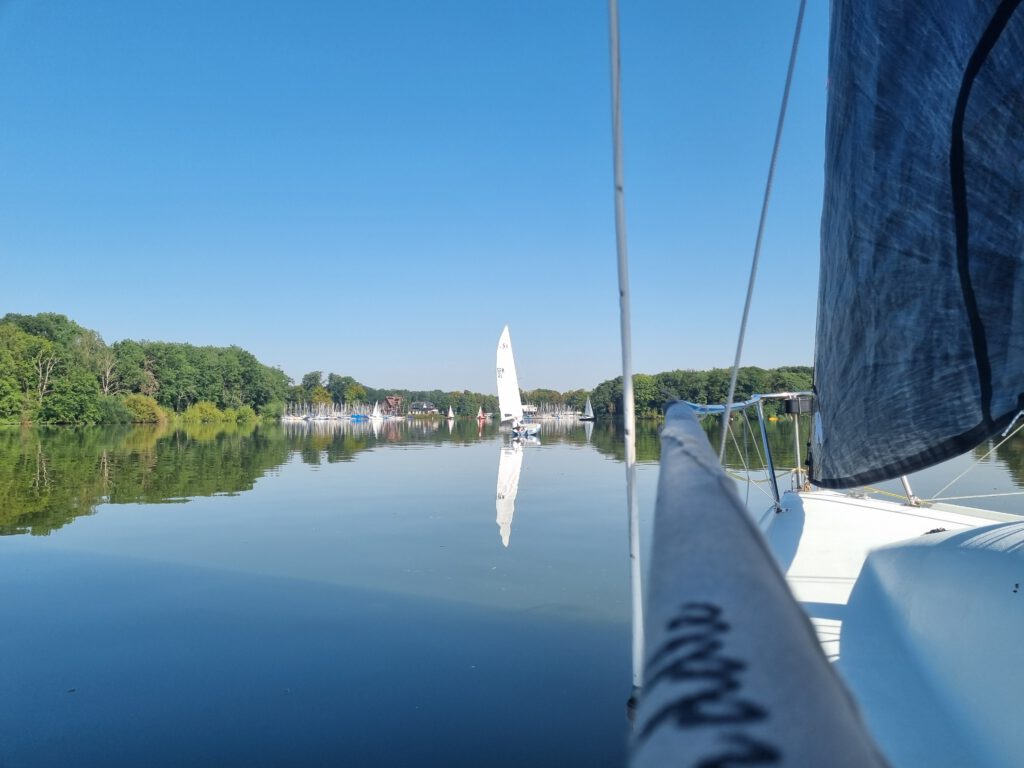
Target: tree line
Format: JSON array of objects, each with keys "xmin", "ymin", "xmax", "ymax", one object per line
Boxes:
[
  {"xmin": 293, "ymin": 366, "xmax": 812, "ymax": 420},
  {"xmin": 0, "ymin": 312, "xmax": 813, "ymax": 425},
  {"xmin": 589, "ymin": 366, "xmax": 813, "ymax": 419},
  {"xmin": 0, "ymin": 313, "xmax": 290, "ymax": 425}
]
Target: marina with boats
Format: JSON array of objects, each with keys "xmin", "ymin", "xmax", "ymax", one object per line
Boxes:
[{"xmin": 279, "ymin": 400, "xmax": 583, "ymax": 424}]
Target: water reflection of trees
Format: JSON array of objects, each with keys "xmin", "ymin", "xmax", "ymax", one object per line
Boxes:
[
  {"xmin": 707, "ymin": 414, "xmax": 810, "ymax": 473},
  {"xmin": 0, "ymin": 419, "xmax": 611, "ymax": 536},
  {"xmin": 586, "ymin": 420, "xmax": 661, "ymax": 463},
  {"xmin": 978, "ymin": 432, "xmax": 1024, "ymax": 489},
  {"xmin": 585, "ymin": 412, "xmax": 811, "ymax": 471},
  {"xmin": 0, "ymin": 424, "xmax": 290, "ymax": 536},
  {"xmin": 0, "ymin": 414, "xmax": 817, "ymax": 537}
]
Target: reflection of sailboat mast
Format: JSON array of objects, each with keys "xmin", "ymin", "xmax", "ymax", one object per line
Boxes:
[{"xmin": 495, "ymin": 441, "xmax": 524, "ymax": 547}]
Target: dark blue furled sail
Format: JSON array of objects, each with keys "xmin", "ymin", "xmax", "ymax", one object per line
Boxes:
[{"xmin": 811, "ymin": 0, "xmax": 1024, "ymax": 488}]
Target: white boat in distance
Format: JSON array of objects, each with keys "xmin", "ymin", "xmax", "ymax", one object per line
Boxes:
[
  {"xmin": 581, "ymin": 397, "xmax": 595, "ymax": 421},
  {"xmin": 369, "ymin": 401, "xmax": 382, "ymax": 422},
  {"xmin": 447, "ymin": 405, "xmax": 455, "ymax": 420},
  {"xmin": 495, "ymin": 325, "xmax": 539, "ymax": 438}
]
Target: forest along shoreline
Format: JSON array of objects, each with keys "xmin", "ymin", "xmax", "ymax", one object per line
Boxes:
[{"xmin": 0, "ymin": 312, "xmax": 812, "ymax": 426}]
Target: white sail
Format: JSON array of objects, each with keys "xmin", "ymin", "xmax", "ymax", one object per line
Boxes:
[
  {"xmin": 495, "ymin": 441, "xmax": 524, "ymax": 548},
  {"xmin": 447, "ymin": 405, "xmax": 454, "ymax": 419},
  {"xmin": 370, "ymin": 401, "xmax": 382, "ymax": 420},
  {"xmin": 496, "ymin": 325, "xmax": 523, "ymax": 424},
  {"xmin": 477, "ymin": 406, "xmax": 484, "ymax": 420},
  {"xmin": 583, "ymin": 397, "xmax": 594, "ymax": 420}
]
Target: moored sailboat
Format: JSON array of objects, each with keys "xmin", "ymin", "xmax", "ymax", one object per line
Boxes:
[{"xmin": 368, "ymin": 401, "xmax": 383, "ymax": 422}]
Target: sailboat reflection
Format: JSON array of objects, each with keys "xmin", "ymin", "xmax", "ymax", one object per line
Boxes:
[{"xmin": 495, "ymin": 438, "xmax": 537, "ymax": 547}]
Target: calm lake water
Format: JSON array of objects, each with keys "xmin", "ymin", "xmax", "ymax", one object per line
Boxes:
[
  {"xmin": 3, "ymin": 415, "xmax": 1023, "ymax": 767},
  {"xmin": 1, "ymin": 418, "xmax": 655, "ymax": 768}
]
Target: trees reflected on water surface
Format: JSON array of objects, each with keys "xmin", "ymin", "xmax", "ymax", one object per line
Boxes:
[{"xmin": 6, "ymin": 415, "xmax": 1022, "ymax": 537}]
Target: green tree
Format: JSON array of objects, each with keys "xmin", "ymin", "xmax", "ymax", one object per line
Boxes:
[
  {"xmin": 326, "ymin": 374, "xmax": 367, "ymax": 405},
  {"xmin": 112, "ymin": 340, "xmax": 152, "ymax": 395},
  {"xmin": 96, "ymin": 395, "xmax": 134, "ymax": 424},
  {"xmin": 632, "ymin": 374, "xmax": 660, "ymax": 417},
  {"xmin": 310, "ymin": 386, "xmax": 333, "ymax": 406},
  {"xmin": 123, "ymin": 394, "xmax": 167, "ymax": 423},
  {"xmin": 590, "ymin": 377, "xmax": 623, "ymax": 416},
  {"xmin": 1, "ymin": 312, "xmax": 85, "ymax": 350},
  {"xmin": 182, "ymin": 400, "xmax": 225, "ymax": 423},
  {"xmin": 301, "ymin": 371, "xmax": 323, "ymax": 395},
  {"xmin": 38, "ymin": 368, "xmax": 101, "ymax": 424},
  {"xmin": 345, "ymin": 382, "xmax": 367, "ymax": 403},
  {"xmin": 0, "ymin": 323, "xmax": 38, "ymax": 420},
  {"xmin": 1, "ymin": 314, "xmax": 294, "ymax": 422},
  {"xmin": 563, "ymin": 389, "xmax": 588, "ymax": 412}
]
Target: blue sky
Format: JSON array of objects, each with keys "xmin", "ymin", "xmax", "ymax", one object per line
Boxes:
[{"xmin": 0, "ymin": 1, "xmax": 828, "ymax": 394}]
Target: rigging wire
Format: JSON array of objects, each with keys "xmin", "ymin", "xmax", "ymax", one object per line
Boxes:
[
  {"xmin": 856, "ymin": 417, "xmax": 1024, "ymax": 506},
  {"xmin": 608, "ymin": 0, "xmax": 644, "ymax": 692},
  {"xmin": 929, "ymin": 491, "xmax": 1024, "ymax": 502},
  {"xmin": 739, "ymin": 413, "xmax": 752, "ymax": 506},
  {"xmin": 726, "ymin": 414, "xmax": 751, "ymax": 475},
  {"xmin": 928, "ymin": 417, "xmax": 1024, "ymax": 501},
  {"xmin": 711, "ymin": 411, "xmax": 779, "ymax": 504},
  {"xmin": 742, "ymin": 408, "xmax": 769, "ymax": 470},
  {"xmin": 719, "ymin": 0, "xmax": 807, "ymax": 462}
]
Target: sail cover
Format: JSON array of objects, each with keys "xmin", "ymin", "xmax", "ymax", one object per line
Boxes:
[
  {"xmin": 633, "ymin": 405, "xmax": 887, "ymax": 767},
  {"xmin": 811, "ymin": 0, "xmax": 1024, "ymax": 488}
]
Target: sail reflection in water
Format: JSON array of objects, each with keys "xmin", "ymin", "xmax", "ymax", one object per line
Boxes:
[{"xmin": 495, "ymin": 440, "xmax": 525, "ymax": 547}]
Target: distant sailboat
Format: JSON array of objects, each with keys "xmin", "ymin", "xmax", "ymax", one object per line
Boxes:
[
  {"xmin": 476, "ymin": 406, "xmax": 485, "ymax": 421},
  {"xmin": 496, "ymin": 325, "xmax": 539, "ymax": 438},
  {"xmin": 495, "ymin": 441, "xmax": 524, "ymax": 548},
  {"xmin": 369, "ymin": 401, "xmax": 383, "ymax": 421},
  {"xmin": 447, "ymin": 405, "xmax": 455, "ymax": 420},
  {"xmin": 581, "ymin": 396, "xmax": 595, "ymax": 421}
]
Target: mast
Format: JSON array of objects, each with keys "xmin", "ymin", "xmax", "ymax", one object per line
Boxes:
[{"xmin": 608, "ymin": 0, "xmax": 644, "ymax": 693}]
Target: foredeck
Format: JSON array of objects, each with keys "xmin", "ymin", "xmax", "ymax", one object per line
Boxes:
[
  {"xmin": 766, "ymin": 490, "xmax": 1012, "ymax": 658},
  {"xmin": 764, "ymin": 489, "xmax": 1024, "ymax": 767}
]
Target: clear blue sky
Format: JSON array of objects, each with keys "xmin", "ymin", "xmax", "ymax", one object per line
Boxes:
[{"xmin": 0, "ymin": 1, "xmax": 828, "ymax": 394}]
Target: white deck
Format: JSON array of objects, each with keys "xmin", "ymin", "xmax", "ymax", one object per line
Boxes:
[{"xmin": 763, "ymin": 488, "xmax": 1024, "ymax": 767}]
